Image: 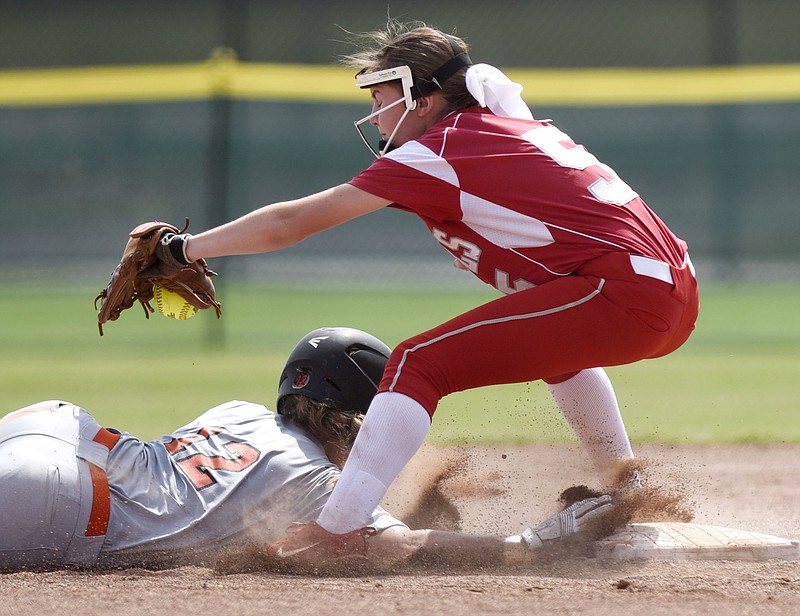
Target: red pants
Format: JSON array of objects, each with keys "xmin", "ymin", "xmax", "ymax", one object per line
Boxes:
[{"xmin": 379, "ymin": 251, "xmax": 699, "ymax": 417}]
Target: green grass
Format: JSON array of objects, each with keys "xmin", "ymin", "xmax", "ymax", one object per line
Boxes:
[{"xmin": 1, "ymin": 282, "xmax": 798, "ymax": 444}]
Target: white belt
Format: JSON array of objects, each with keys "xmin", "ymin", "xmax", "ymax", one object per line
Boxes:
[{"xmin": 629, "ymin": 253, "xmax": 695, "ymax": 285}]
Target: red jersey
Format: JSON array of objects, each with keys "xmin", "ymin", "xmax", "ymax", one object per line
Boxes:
[{"xmin": 349, "ymin": 107, "xmax": 688, "ymax": 293}]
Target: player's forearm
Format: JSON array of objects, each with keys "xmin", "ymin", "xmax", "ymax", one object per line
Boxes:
[
  {"xmin": 409, "ymin": 529, "xmax": 529, "ymax": 567},
  {"xmin": 185, "ymin": 184, "xmax": 389, "ymax": 262},
  {"xmin": 368, "ymin": 526, "xmax": 529, "ymax": 568},
  {"xmin": 186, "ymin": 200, "xmax": 306, "ymax": 260}
]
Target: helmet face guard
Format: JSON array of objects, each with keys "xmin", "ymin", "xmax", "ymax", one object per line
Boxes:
[
  {"xmin": 352, "ymin": 42, "xmax": 472, "ymax": 158},
  {"xmin": 353, "ymin": 65, "xmax": 416, "ymax": 158}
]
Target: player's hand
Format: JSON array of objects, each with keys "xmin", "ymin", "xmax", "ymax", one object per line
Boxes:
[
  {"xmin": 266, "ymin": 521, "xmax": 376, "ymax": 571},
  {"xmin": 140, "ymin": 231, "xmax": 199, "ymax": 280},
  {"xmin": 520, "ymin": 495, "xmax": 613, "ymax": 549},
  {"xmin": 152, "ymin": 232, "xmax": 192, "ymax": 272}
]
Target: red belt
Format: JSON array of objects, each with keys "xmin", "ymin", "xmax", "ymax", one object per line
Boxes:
[{"xmin": 85, "ymin": 427, "xmax": 121, "ymax": 537}]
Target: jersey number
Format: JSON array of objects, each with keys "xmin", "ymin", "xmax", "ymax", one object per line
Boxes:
[
  {"xmin": 165, "ymin": 428, "xmax": 260, "ymax": 490},
  {"xmin": 522, "ymin": 125, "xmax": 638, "ymax": 206},
  {"xmin": 432, "ymin": 228, "xmax": 537, "ymax": 294},
  {"xmin": 432, "ymin": 228, "xmax": 481, "ymax": 272}
]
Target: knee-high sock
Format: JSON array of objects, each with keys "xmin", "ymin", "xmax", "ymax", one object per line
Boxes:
[
  {"xmin": 546, "ymin": 367, "xmax": 633, "ymax": 479},
  {"xmin": 317, "ymin": 391, "xmax": 431, "ymax": 534}
]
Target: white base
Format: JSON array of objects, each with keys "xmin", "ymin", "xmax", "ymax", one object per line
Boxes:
[{"xmin": 595, "ymin": 522, "xmax": 800, "ymax": 561}]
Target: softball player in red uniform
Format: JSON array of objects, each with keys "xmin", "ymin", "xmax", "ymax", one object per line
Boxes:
[{"xmin": 152, "ymin": 22, "xmax": 699, "ymax": 561}]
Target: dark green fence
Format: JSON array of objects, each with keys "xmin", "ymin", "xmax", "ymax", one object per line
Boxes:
[{"xmin": 2, "ymin": 1, "xmax": 799, "ymax": 285}]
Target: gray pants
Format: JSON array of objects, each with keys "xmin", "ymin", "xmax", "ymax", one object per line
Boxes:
[{"xmin": 0, "ymin": 401, "xmax": 110, "ymax": 570}]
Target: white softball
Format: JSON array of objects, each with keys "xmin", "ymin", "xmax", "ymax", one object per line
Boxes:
[{"xmin": 153, "ymin": 284, "xmax": 199, "ymax": 320}]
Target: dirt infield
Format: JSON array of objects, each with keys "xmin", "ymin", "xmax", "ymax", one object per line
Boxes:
[{"xmin": 2, "ymin": 444, "xmax": 799, "ymax": 615}]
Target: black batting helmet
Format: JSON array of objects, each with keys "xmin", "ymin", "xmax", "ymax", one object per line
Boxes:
[{"xmin": 277, "ymin": 327, "xmax": 391, "ymax": 415}]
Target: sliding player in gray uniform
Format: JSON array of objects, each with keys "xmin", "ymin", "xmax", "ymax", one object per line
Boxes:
[{"xmin": 0, "ymin": 327, "xmax": 610, "ymax": 572}]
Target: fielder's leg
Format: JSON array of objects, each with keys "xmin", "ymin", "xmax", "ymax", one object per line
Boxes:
[
  {"xmin": 316, "ymin": 391, "xmax": 430, "ymax": 534},
  {"xmin": 546, "ymin": 367, "xmax": 634, "ymax": 484}
]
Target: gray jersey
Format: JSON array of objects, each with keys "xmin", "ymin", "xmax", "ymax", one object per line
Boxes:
[{"xmin": 96, "ymin": 400, "xmax": 404, "ymax": 567}]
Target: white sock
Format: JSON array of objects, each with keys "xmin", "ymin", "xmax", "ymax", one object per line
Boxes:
[
  {"xmin": 546, "ymin": 368, "xmax": 633, "ymax": 480},
  {"xmin": 317, "ymin": 391, "xmax": 431, "ymax": 534}
]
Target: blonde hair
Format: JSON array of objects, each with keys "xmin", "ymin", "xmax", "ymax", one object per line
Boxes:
[
  {"xmin": 342, "ymin": 20, "xmax": 477, "ymax": 112},
  {"xmin": 279, "ymin": 395, "xmax": 363, "ymax": 460}
]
